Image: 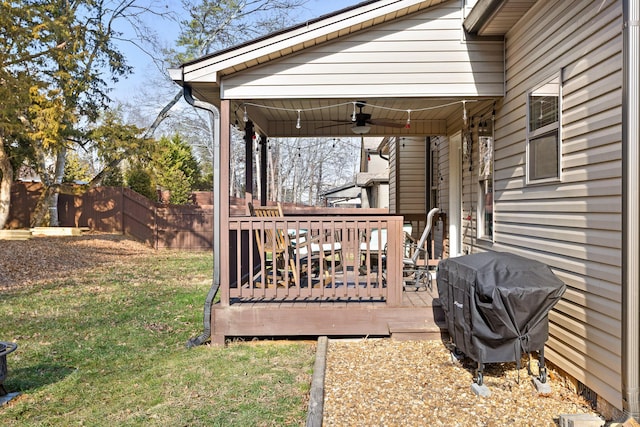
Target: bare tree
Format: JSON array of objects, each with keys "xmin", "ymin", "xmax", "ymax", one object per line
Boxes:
[
  {"xmin": 263, "ymin": 137, "xmax": 359, "ymax": 205},
  {"xmin": 142, "ymin": 0, "xmax": 307, "ymax": 138}
]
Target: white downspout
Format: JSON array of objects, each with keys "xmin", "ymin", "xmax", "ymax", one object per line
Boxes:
[
  {"xmin": 182, "ymin": 83, "xmax": 221, "ymax": 348},
  {"xmin": 622, "ymin": 0, "xmax": 640, "ymax": 419}
]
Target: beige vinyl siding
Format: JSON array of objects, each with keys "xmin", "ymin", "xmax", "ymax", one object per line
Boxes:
[
  {"xmin": 221, "ymin": 1, "xmax": 504, "ymax": 99},
  {"xmin": 434, "ymin": 136, "xmax": 449, "ymax": 214},
  {"xmin": 396, "ymin": 137, "xmax": 428, "ymax": 214},
  {"xmin": 182, "ymin": 0, "xmax": 451, "ymax": 83},
  {"xmin": 489, "ymin": 0, "xmax": 623, "ymax": 409}
]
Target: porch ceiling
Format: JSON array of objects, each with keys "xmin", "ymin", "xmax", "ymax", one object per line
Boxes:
[{"xmin": 189, "ymin": 83, "xmax": 496, "ymax": 138}]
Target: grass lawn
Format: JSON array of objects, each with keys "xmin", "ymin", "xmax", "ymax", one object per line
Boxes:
[{"xmin": 1, "ymin": 249, "xmax": 315, "ymax": 426}]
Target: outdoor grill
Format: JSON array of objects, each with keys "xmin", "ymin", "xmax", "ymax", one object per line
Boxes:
[
  {"xmin": 436, "ymin": 252, "xmax": 566, "ymax": 386},
  {"xmin": 0, "ymin": 341, "xmax": 18, "ymax": 396}
]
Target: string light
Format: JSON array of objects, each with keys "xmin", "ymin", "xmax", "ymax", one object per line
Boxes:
[
  {"xmin": 266, "ymin": 137, "xmax": 360, "ymax": 152},
  {"xmin": 462, "ymin": 101, "xmax": 467, "ymax": 126},
  {"xmin": 237, "ymin": 99, "xmax": 481, "ymax": 124},
  {"xmin": 236, "ymin": 99, "xmax": 486, "ymax": 137}
]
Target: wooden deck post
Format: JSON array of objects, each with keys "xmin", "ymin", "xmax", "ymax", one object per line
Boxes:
[
  {"xmin": 386, "ymin": 217, "xmax": 403, "ymax": 306},
  {"xmin": 220, "ymin": 100, "xmax": 231, "ymax": 308}
]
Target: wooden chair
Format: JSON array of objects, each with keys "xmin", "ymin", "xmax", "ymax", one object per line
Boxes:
[
  {"xmin": 248, "ymin": 202, "xmax": 298, "ymax": 287},
  {"xmin": 249, "ymin": 202, "xmax": 331, "ymax": 288}
]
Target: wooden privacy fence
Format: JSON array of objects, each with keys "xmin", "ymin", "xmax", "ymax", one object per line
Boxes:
[{"xmin": 8, "ymin": 182, "xmax": 214, "ymax": 250}]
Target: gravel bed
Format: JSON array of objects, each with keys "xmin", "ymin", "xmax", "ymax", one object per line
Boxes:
[{"xmin": 323, "ymin": 338, "xmax": 602, "ymax": 426}]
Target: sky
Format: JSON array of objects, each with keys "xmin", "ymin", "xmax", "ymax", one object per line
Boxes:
[{"xmin": 110, "ymin": 0, "xmax": 365, "ymax": 103}]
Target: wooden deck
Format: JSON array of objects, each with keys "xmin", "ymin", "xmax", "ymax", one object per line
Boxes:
[
  {"xmin": 210, "ymin": 286, "xmax": 446, "ymax": 345},
  {"xmin": 212, "ymin": 206, "xmax": 448, "ymax": 345}
]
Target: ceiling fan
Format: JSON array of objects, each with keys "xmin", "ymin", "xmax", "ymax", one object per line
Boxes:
[{"xmin": 318, "ymin": 101, "xmax": 405, "ymax": 134}]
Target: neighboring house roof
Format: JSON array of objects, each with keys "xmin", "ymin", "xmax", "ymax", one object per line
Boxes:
[
  {"xmin": 362, "ymin": 137, "xmax": 384, "ymax": 151},
  {"xmin": 17, "ymin": 164, "xmax": 41, "ymax": 182},
  {"xmin": 356, "ymin": 171, "xmax": 389, "ymax": 187},
  {"xmin": 320, "ymin": 182, "xmax": 360, "ymax": 198}
]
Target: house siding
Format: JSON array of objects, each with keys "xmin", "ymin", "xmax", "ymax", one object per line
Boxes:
[
  {"xmin": 396, "ymin": 137, "xmax": 429, "ymax": 214},
  {"xmin": 220, "ymin": 1, "xmax": 504, "ymax": 100},
  {"xmin": 472, "ymin": 0, "xmax": 623, "ymax": 409}
]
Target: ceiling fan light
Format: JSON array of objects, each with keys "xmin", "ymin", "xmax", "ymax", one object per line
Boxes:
[{"xmin": 351, "ymin": 124, "xmax": 371, "ymax": 134}]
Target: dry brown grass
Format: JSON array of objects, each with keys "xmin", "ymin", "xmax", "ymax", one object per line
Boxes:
[{"xmin": 0, "ymin": 233, "xmax": 154, "ymax": 288}]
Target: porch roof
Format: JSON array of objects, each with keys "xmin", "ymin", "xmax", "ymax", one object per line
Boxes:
[{"xmin": 170, "ymin": 0, "xmax": 505, "ymax": 137}]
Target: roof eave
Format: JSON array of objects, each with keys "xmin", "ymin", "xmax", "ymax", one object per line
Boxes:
[
  {"xmin": 464, "ymin": 0, "xmax": 537, "ymax": 36},
  {"xmin": 463, "ymin": 0, "xmax": 507, "ymax": 34}
]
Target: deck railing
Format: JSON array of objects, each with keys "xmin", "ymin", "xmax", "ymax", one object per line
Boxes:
[{"xmin": 226, "ymin": 214, "xmax": 404, "ymax": 305}]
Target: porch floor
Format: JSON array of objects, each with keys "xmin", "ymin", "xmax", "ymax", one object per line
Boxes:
[{"xmin": 211, "ymin": 284, "xmax": 447, "ymax": 345}]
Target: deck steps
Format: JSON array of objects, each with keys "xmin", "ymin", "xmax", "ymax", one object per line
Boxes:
[{"xmin": 388, "ymin": 319, "xmax": 447, "ymax": 341}]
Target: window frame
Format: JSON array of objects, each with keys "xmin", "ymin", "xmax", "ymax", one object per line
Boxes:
[
  {"xmin": 526, "ymin": 73, "xmax": 562, "ymax": 184},
  {"xmin": 477, "ymin": 133, "xmax": 494, "ymax": 242}
]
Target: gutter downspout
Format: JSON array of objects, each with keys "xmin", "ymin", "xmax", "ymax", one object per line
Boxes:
[
  {"xmin": 182, "ymin": 83, "xmax": 221, "ymax": 348},
  {"xmin": 622, "ymin": 0, "xmax": 640, "ymax": 419}
]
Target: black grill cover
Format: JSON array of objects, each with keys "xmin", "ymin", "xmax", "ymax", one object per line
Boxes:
[{"xmin": 437, "ymin": 252, "xmax": 566, "ymax": 365}]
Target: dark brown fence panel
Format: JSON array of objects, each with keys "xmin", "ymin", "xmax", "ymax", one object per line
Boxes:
[
  {"xmin": 8, "ymin": 182, "xmax": 43, "ymax": 228},
  {"xmin": 192, "ymin": 191, "xmax": 213, "ymax": 206},
  {"xmin": 8, "ymin": 183, "xmax": 214, "ymax": 250},
  {"xmin": 59, "ymin": 187, "xmax": 124, "ymax": 232},
  {"xmin": 156, "ymin": 205, "xmax": 213, "ymax": 250},
  {"xmin": 121, "ymin": 188, "xmax": 156, "ymax": 247}
]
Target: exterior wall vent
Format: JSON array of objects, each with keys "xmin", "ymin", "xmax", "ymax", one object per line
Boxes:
[{"xmin": 578, "ymin": 381, "xmax": 598, "ymax": 409}]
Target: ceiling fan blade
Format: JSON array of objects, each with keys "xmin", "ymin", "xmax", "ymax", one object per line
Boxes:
[
  {"xmin": 368, "ymin": 119, "xmax": 406, "ymax": 128},
  {"xmin": 315, "ymin": 121, "xmax": 352, "ymax": 129}
]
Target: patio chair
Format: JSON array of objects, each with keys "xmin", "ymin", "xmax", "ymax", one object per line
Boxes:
[
  {"xmin": 248, "ymin": 202, "xmax": 329, "ymax": 287},
  {"xmin": 248, "ymin": 202, "xmax": 299, "ymax": 287},
  {"xmin": 359, "ymin": 224, "xmax": 413, "ymax": 275},
  {"xmin": 402, "ymin": 207, "xmax": 440, "ymax": 291}
]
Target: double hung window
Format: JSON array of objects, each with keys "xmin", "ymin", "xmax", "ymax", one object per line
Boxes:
[{"xmin": 527, "ymin": 75, "xmax": 561, "ymax": 183}]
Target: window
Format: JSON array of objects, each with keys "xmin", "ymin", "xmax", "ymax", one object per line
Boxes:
[
  {"xmin": 527, "ymin": 75, "xmax": 561, "ymax": 183},
  {"xmin": 478, "ymin": 133, "xmax": 493, "ymax": 240}
]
